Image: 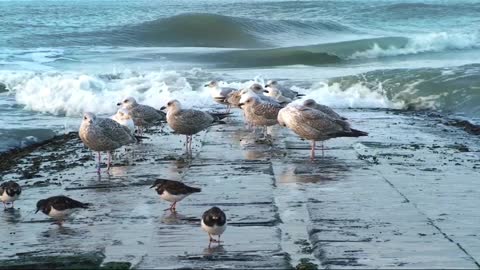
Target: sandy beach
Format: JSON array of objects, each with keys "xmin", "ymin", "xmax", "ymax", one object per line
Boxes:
[{"xmin": 1, "ymin": 107, "xmax": 479, "ymax": 269}]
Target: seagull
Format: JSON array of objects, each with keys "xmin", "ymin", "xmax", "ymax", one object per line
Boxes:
[
  {"xmin": 265, "ymin": 80, "xmax": 304, "ymax": 100},
  {"xmin": 150, "ymin": 179, "xmax": 201, "ymax": 212},
  {"xmin": 117, "ymin": 97, "xmax": 166, "ymax": 133},
  {"xmin": 79, "ymin": 112, "xmax": 137, "ymax": 173},
  {"xmin": 205, "ymin": 81, "xmax": 237, "ymax": 112},
  {"xmin": 245, "ymin": 83, "xmax": 281, "ymax": 105},
  {"xmin": 239, "ymin": 85, "xmax": 281, "ymax": 105},
  {"xmin": 161, "ymin": 100, "xmax": 230, "ymax": 154},
  {"xmin": 225, "ymin": 89, "xmax": 243, "ymax": 109},
  {"xmin": 0, "ymin": 181, "xmax": 21, "ymax": 210},
  {"xmin": 239, "ymin": 95, "xmax": 283, "ymax": 137},
  {"xmin": 36, "ymin": 195, "xmax": 90, "ymax": 225},
  {"xmin": 263, "ymin": 86, "xmax": 292, "ymax": 104},
  {"xmin": 277, "ymin": 104, "xmax": 368, "ymax": 160},
  {"xmin": 201, "ymin": 206, "xmax": 227, "ymax": 245},
  {"xmin": 303, "ymin": 99, "xmax": 347, "ymax": 121},
  {"xmin": 111, "ymin": 108, "xmax": 136, "ymax": 135}
]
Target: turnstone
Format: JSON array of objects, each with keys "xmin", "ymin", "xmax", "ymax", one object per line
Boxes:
[
  {"xmin": 36, "ymin": 195, "xmax": 90, "ymax": 224},
  {"xmin": 0, "ymin": 181, "xmax": 22, "ymax": 210},
  {"xmin": 150, "ymin": 179, "xmax": 201, "ymax": 212},
  {"xmin": 201, "ymin": 206, "xmax": 227, "ymax": 244}
]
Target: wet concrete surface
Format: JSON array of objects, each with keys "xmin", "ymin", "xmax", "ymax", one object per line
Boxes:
[{"xmin": 1, "ymin": 108, "xmax": 480, "ymax": 269}]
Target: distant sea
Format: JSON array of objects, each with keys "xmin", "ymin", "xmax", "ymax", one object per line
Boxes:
[{"xmin": 1, "ymin": 0, "xmax": 480, "ymax": 151}]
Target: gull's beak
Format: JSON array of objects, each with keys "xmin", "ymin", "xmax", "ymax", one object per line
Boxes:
[
  {"xmin": 35, "ymin": 208, "xmax": 39, "ymax": 214},
  {"xmin": 238, "ymin": 102, "xmax": 245, "ymax": 108},
  {"xmin": 149, "ymin": 183, "xmax": 157, "ymax": 189},
  {"xmin": 204, "ymin": 84, "xmax": 209, "ymax": 87},
  {"xmin": 116, "ymin": 102, "xmax": 122, "ymax": 106},
  {"xmin": 263, "ymin": 90, "xmax": 269, "ymax": 93},
  {"xmin": 160, "ymin": 106, "xmax": 166, "ymax": 110}
]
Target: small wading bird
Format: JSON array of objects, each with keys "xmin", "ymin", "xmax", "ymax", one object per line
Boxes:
[
  {"xmin": 117, "ymin": 97, "xmax": 166, "ymax": 134},
  {"xmin": 150, "ymin": 179, "xmax": 201, "ymax": 212},
  {"xmin": 201, "ymin": 206, "xmax": 227, "ymax": 245},
  {"xmin": 0, "ymin": 181, "xmax": 22, "ymax": 210},
  {"xmin": 36, "ymin": 195, "xmax": 90, "ymax": 225},
  {"xmin": 161, "ymin": 99, "xmax": 230, "ymax": 155},
  {"xmin": 79, "ymin": 112, "xmax": 137, "ymax": 173},
  {"xmin": 277, "ymin": 103, "xmax": 368, "ymax": 160}
]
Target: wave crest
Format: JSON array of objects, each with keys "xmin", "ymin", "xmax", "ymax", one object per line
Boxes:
[{"xmin": 349, "ymin": 32, "xmax": 480, "ymax": 59}]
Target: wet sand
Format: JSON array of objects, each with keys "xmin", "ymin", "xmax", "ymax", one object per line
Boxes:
[{"xmin": 1, "ymin": 108, "xmax": 480, "ymax": 269}]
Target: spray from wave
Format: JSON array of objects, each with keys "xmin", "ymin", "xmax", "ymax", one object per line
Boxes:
[
  {"xmin": 152, "ymin": 32, "xmax": 480, "ymax": 67},
  {"xmin": 0, "ymin": 69, "xmax": 265, "ymax": 117},
  {"xmin": 349, "ymin": 32, "xmax": 480, "ymax": 59},
  {"xmin": 307, "ymin": 64, "xmax": 480, "ymax": 120},
  {"xmin": 1, "ymin": 64, "xmax": 480, "ymax": 119}
]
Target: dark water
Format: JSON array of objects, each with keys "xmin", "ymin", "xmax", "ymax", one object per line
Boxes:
[{"xmin": 1, "ymin": 0, "xmax": 480, "ymax": 151}]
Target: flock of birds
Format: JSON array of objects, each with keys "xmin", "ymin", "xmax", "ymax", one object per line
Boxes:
[{"xmin": 0, "ymin": 79, "xmax": 367, "ymax": 245}]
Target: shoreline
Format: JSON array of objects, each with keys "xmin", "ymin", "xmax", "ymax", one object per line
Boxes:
[{"xmin": 1, "ymin": 109, "xmax": 479, "ymax": 166}]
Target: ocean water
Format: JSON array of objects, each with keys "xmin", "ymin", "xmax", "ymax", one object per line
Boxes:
[{"xmin": 1, "ymin": 0, "xmax": 480, "ymax": 151}]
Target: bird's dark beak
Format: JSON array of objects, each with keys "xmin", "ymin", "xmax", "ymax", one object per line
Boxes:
[
  {"xmin": 160, "ymin": 106, "xmax": 166, "ymax": 111},
  {"xmin": 35, "ymin": 208, "xmax": 39, "ymax": 214},
  {"xmin": 116, "ymin": 102, "xmax": 122, "ymax": 106},
  {"xmin": 149, "ymin": 183, "xmax": 157, "ymax": 188},
  {"xmin": 263, "ymin": 90, "xmax": 269, "ymax": 93},
  {"xmin": 238, "ymin": 103, "xmax": 244, "ymax": 108},
  {"xmin": 204, "ymin": 84, "xmax": 209, "ymax": 87}
]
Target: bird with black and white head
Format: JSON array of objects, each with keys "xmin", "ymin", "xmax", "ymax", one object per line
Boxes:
[
  {"xmin": 150, "ymin": 178, "xmax": 201, "ymax": 212},
  {"xmin": 201, "ymin": 206, "xmax": 227, "ymax": 245},
  {"xmin": 0, "ymin": 180, "xmax": 21, "ymax": 210},
  {"xmin": 36, "ymin": 195, "xmax": 90, "ymax": 225}
]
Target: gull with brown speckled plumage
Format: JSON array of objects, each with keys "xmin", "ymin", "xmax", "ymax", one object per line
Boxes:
[
  {"xmin": 161, "ymin": 100, "xmax": 229, "ymax": 155},
  {"xmin": 239, "ymin": 95, "xmax": 283, "ymax": 137},
  {"xmin": 117, "ymin": 97, "xmax": 165, "ymax": 133},
  {"xmin": 205, "ymin": 80, "xmax": 237, "ymax": 112},
  {"xmin": 79, "ymin": 112, "xmax": 136, "ymax": 173},
  {"xmin": 277, "ymin": 104, "xmax": 367, "ymax": 160},
  {"xmin": 303, "ymin": 99, "xmax": 347, "ymax": 121}
]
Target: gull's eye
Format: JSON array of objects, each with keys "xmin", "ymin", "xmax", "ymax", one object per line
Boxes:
[
  {"xmin": 124, "ymin": 99, "xmax": 128, "ymax": 103},
  {"xmin": 84, "ymin": 116, "xmax": 87, "ymax": 120},
  {"xmin": 167, "ymin": 102, "xmax": 172, "ymax": 106}
]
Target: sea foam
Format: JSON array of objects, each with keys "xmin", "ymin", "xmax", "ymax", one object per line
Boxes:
[
  {"xmin": 0, "ymin": 70, "xmax": 262, "ymax": 117},
  {"xmin": 350, "ymin": 32, "xmax": 480, "ymax": 59}
]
